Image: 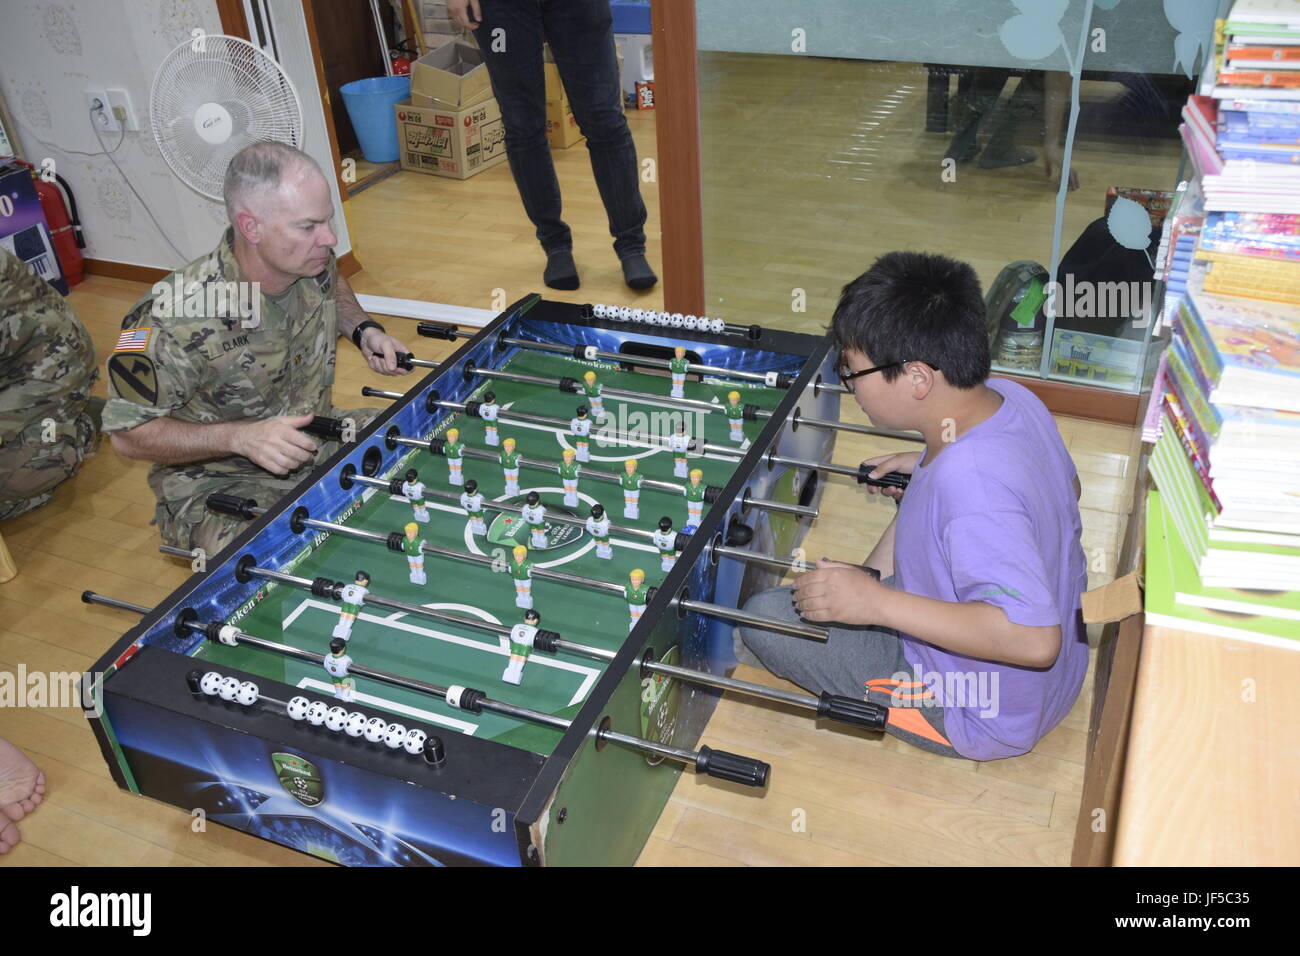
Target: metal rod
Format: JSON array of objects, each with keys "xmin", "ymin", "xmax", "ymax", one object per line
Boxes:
[
  {"xmin": 679, "ymin": 597, "xmax": 829, "ymax": 641},
  {"xmin": 362, "ymin": 387, "xmax": 405, "ymax": 401},
  {"xmin": 158, "ymin": 544, "xmax": 193, "ymax": 558},
  {"xmin": 794, "ymin": 414, "xmax": 923, "ymax": 443},
  {"xmin": 468, "ymin": 363, "xmax": 773, "ymax": 421},
  {"xmin": 814, "ymin": 379, "xmax": 850, "ymax": 395},
  {"xmin": 712, "ymin": 543, "xmax": 804, "ymax": 572},
  {"xmin": 501, "ymin": 336, "xmax": 784, "ymax": 386},
  {"xmin": 436, "ymin": 440, "xmax": 687, "ymax": 497},
  {"xmin": 645, "ymin": 657, "xmax": 819, "ymax": 711},
  {"xmin": 350, "ymin": 471, "xmax": 657, "ymax": 543},
  {"xmin": 768, "ymin": 453, "xmax": 859, "ymax": 480},
  {"xmin": 81, "ymin": 590, "xmax": 153, "ymax": 616},
  {"xmin": 745, "ymin": 496, "xmax": 819, "ymax": 519}
]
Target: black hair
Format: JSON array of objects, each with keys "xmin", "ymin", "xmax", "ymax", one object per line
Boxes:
[
  {"xmin": 576, "ymin": 405, "xmax": 588, "ymax": 416},
  {"xmin": 405, "ymin": 468, "xmax": 418, "ymax": 482},
  {"xmin": 831, "ymin": 251, "xmax": 989, "ymax": 389},
  {"xmin": 484, "ymin": 390, "xmax": 496, "ymax": 403},
  {"xmin": 329, "ymin": 638, "xmax": 347, "ymax": 654},
  {"xmin": 658, "ymin": 516, "xmax": 672, "ymax": 530},
  {"xmin": 464, "ymin": 479, "xmax": 478, "ymax": 493},
  {"xmin": 355, "ymin": 570, "xmax": 370, "ymax": 584},
  {"xmin": 526, "ymin": 491, "xmax": 540, "ymax": 504},
  {"xmin": 525, "ymin": 609, "xmax": 540, "ymax": 623},
  {"xmin": 590, "ymin": 503, "xmax": 604, "ymax": 518}
]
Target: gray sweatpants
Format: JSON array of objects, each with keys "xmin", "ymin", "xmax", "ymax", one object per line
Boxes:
[{"xmin": 738, "ymin": 584, "xmax": 960, "ymax": 757}]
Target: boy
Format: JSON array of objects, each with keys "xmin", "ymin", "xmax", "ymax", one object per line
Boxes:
[{"xmin": 739, "ymin": 252, "xmax": 1087, "ymax": 761}]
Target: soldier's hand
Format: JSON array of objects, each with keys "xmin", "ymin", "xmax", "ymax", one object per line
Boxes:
[
  {"xmin": 447, "ymin": 0, "xmax": 481, "ymax": 29},
  {"xmin": 361, "ymin": 327, "xmax": 414, "ymax": 377},
  {"xmin": 232, "ymin": 413, "xmax": 319, "ymax": 475}
]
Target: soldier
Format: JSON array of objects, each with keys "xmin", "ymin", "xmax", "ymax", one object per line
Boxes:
[
  {"xmin": 0, "ymin": 249, "xmax": 100, "ymax": 521},
  {"xmin": 100, "ymin": 142, "xmax": 413, "ymax": 555}
]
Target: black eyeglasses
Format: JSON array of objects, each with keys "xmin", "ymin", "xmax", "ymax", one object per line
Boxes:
[
  {"xmin": 836, "ymin": 360, "xmax": 901, "ymax": 388},
  {"xmin": 835, "ymin": 358, "xmax": 939, "ymax": 389}
]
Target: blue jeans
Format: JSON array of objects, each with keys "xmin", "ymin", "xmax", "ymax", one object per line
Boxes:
[{"xmin": 473, "ymin": 0, "xmax": 647, "ymax": 258}]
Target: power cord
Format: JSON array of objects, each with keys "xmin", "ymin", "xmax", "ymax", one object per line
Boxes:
[{"xmin": 86, "ymin": 100, "xmax": 187, "ymax": 264}]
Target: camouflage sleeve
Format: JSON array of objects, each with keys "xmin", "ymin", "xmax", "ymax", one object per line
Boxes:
[{"xmin": 101, "ymin": 300, "xmax": 204, "ymax": 434}]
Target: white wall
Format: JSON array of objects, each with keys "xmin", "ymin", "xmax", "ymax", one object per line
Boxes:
[{"xmin": 0, "ymin": 0, "xmax": 348, "ymax": 272}]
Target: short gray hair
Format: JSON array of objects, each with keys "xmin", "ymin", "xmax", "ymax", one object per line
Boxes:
[{"xmin": 222, "ymin": 141, "xmax": 323, "ymax": 222}]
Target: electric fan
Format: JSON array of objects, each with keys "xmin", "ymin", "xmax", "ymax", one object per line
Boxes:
[{"xmin": 150, "ymin": 34, "xmax": 303, "ymax": 200}]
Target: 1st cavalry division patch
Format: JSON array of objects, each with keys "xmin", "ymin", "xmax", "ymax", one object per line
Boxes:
[{"xmin": 108, "ymin": 353, "xmax": 159, "ymax": 405}]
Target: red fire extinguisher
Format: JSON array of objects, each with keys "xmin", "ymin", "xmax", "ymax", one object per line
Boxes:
[{"xmin": 18, "ymin": 160, "xmax": 85, "ymax": 288}]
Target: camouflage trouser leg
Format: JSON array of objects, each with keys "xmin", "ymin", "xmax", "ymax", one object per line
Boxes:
[
  {"xmin": 153, "ymin": 405, "xmax": 380, "ymax": 556},
  {"xmin": 0, "ymin": 413, "xmax": 99, "ymax": 522}
]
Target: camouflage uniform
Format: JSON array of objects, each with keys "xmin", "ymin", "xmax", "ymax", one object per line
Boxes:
[
  {"xmin": 0, "ymin": 249, "xmax": 99, "ymax": 521},
  {"xmin": 101, "ymin": 229, "xmax": 375, "ymax": 555}
]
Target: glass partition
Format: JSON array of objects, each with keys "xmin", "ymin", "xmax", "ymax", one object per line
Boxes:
[{"xmin": 696, "ymin": 0, "xmax": 1227, "ymax": 393}]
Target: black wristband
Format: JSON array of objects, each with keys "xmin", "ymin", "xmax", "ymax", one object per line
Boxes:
[{"xmin": 352, "ymin": 320, "xmax": 385, "ymax": 350}]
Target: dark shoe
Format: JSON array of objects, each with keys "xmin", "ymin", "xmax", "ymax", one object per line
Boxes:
[
  {"xmin": 621, "ymin": 254, "xmax": 657, "ymax": 290},
  {"xmin": 544, "ymin": 250, "xmax": 579, "ymax": 290}
]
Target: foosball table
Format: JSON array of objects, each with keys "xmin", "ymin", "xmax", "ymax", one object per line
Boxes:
[{"xmin": 82, "ymin": 295, "xmax": 909, "ymax": 867}]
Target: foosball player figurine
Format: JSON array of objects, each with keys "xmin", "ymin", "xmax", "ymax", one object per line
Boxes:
[
  {"xmin": 402, "ymin": 522, "xmax": 427, "ymax": 585},
  {"xmin": 500, "ymin": 437, "xmax": 521, "ymax": 497},
  {"xmin": 324, "ymin": 638, "xmax": 356, "ymax": 702},
  {"xmin": 625, "ymin": 568, "xmax": 649, "ymax": 631},
  {"xmin": 653, "ymin": 517, "xmax": 677, "ymax": 572},
  {"xmin": 461, "ymin": 478, "xmax": 487, "ymax": 536},
  {"xmin": 570, "ymin": 405, "xmax": 592, "ymax": 463},
  {"xmin": 669, "ymin": 346, "xmax": 689, "ymax": 399},
  {"xmin": 667, "ymin": 418, "xmax": 690, "ymax": 478},
  {"xmin": 558, "ymin": 447, "xmax": 581, "ymax": 507},
  {"xmin": 724, "ymin": 390, "xmax": 747, "ymax": 445},
  {"xmin": 582, "ymin": 370, "xmax": 605, "ymax": 421},
  {"xmin": 502, "ymin": 609, "xmax": 541, "ymax": 686},
  {"xmin": 587, "ymin": 503, "xmax": 613, "ymax": 559},
  {"xmin": 443, "ymin": 428, "xmax": 465, "ymax": 487},
  {"xmin": 522, "ymin": 490, "xmax": 548, "ymax": 548},
  {"xmin": 684, "ymin": 468, "xmax": 706, "ymax": 533},
  {"xmin": 510, "ymin": 544, "xmax": 534, "ymax": 610},
  {"xmin": 621, "ymin": 458, "xmax": 643, "ymax": 520},
  {"xmin": 332, "ymin": 570, "xmax": 371, "ymax": 639},
  {"xmin": 401, "ymin": 469, "xmax": 429, "ymax": 523},
  {"xmin": 480, "ymin": 391, "xmax": 501, "ymax": 446}
]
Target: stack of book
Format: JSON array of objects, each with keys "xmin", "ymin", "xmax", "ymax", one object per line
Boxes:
[{"xmin": 1145, "ymin": 274, "xmax": 1300, "ymax": 646}]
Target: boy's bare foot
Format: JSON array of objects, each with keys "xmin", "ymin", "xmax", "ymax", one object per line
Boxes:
[{"xmin": 0, "ymin": 737, "xmax": 46, "ymax": 854}]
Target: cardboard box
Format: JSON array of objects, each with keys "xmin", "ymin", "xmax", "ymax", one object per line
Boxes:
[
  {"xmin": 395, "ymin": 97, "xmax": 506, "ymax": 180},
  {"xmin": 411, "ymin": 40, "xmax": 492, "ymax": 109}
]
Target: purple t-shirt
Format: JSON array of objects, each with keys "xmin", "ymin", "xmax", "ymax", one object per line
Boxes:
[{"xmin": 894, "ymin": 377, "xmax": 1088, "ymax": 760}]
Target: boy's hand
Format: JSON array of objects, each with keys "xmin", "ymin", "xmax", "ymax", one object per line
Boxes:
[
  {"xmin": 791, "ymin": 558, "xmax": 887, "ymax": 626},
  {"xmin": 447, "ymin": 0, "xmax": 481, "ymax": 29},
  {"xmin": 862, "ymin": 451, "xmax": 921, "ymax": 503}
]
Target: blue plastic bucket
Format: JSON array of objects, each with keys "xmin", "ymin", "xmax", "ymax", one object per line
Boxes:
[{"xmin": 340, "ymin": 75, "xmax": 412, "ymax": 163}]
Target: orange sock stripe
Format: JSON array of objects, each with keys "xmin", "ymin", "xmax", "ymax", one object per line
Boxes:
[{"xmin": 886, "ymin": 706, "xmax": 952, "ymax": 748}]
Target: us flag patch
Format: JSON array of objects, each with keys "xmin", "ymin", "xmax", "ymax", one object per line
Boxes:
[{"xmin": 115, "ymin": 328, "xmax": 152, "ymax": 352}]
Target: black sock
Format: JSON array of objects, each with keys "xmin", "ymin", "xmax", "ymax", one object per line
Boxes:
[
  {"xmin": 621, "ymin": 254, "xmax": 657, "ymax": 290},
  {"xmin": 544, "ymin": 250, "xmax": 579, "ymax": 290}
]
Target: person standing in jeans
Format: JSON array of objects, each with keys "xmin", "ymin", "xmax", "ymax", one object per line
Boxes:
[{"xmin": 448, "ymin": 0, "xmax": 657, "ymax": 291}]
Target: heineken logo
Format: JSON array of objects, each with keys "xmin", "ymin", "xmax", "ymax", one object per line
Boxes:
[
  {"xmin": 272, "ymin": 752, "xmax": 324, "ymax": 808},
  {"xmin": 487, "ymin": 503, "xmax": 585, "ymax": 551}
]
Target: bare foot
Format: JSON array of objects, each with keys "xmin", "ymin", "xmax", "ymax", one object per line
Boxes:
[{"xmin": 0, "ymin": 737, "xmax": 46, "ymax": 854}]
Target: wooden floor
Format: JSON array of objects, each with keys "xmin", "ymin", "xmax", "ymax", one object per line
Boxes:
[{"xmin": 0, "ymin": 59, "xmax": 1152, "ymax": 866}]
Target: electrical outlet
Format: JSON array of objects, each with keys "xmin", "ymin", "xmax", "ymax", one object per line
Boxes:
[
  {"xmin": 107, "ymin": 88, "xmax": 139, "ymax": 131},
  {"xmin": 84, "ymin": 89, "xmax": 120, "ymax": 133}
]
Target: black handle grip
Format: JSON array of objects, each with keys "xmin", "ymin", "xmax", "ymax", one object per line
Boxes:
[
  {"xmin": 856, "ymin": 466, "xmax": 911, "ymax": 490},
  {"xmin": 695, "ymin": 745, "xmax": 769, "ymax": 788},
  {"xmin": 361, "ymin": 386, "xmax": 389, "ymax": 399},
  {"xmin": 206, "ymin": 493, "xmax": 260, "ymax": 520},
  {"xmin": 373, "ymin": 351, "xmax": 415, "ymax": 370},
  {"xmin": 817, "ymin": 692, "xmax": 889, "ymax": 731},
  {"xmin": 302, "ymin": 415, "xmax": 345, "ymax": 440},
  {"xmin": 417, "ymin": 321, "xmax": 459, "ymax": 341}
]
